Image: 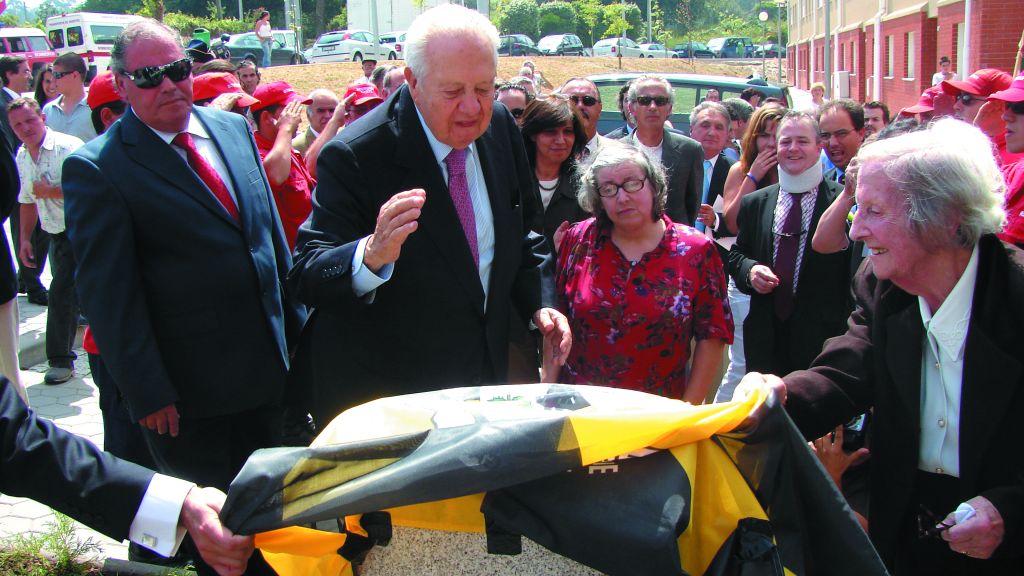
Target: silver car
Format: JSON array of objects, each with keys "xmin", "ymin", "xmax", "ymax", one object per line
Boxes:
[
  {"xmin": 637, "ymin": 43, "xmax": 678, "ymax": 58},
  {"xmin": 592, "ymin": 37, "xmax": 642, "ymax": 58},
  {"xmin": 308, "ymin": 29, "xmax": 397, "ymax": 64}
]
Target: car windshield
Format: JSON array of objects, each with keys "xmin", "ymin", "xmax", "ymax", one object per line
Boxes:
[
  {"xmin": 318, "ymin": 33, "xmax": 346, "ymax": 44},
  {"xmin": 538, "ymin": 36, "xmax": 561, "ymax": 47},
  {"xmin": 90, "ymin": 25, "xmax": 124, "ymax": 44},
  {"xmin": 707, "ymin": 38, "xmax": 725, "ymax": 49},
  {"xmin": 27, "ymin": 36, "xmax": 50, "ymax": 51}
]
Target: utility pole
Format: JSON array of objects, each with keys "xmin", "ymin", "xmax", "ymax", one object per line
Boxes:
[
  {"xmin": 824, "ymin": 0, "xmax": 831, "ymax": 97},
  {"xmin": 646, "ymin": 0, "xmax": 651, "ymax": 45},
  {"xmin": 759, "ymin": 11, "xmax": 768, "ymax": 79},
  {"xmin": 777, "ymin": 0, "xmax": 785, "ymax": 83},
  {"xmin": 239, "ymin": 0, "xmax": 243, "ymax": 21}
]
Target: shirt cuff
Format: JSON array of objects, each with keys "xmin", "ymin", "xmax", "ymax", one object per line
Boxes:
[
  {"xmin": 351, "ymin": 235, "xmax": 393, "ymax": 299},
  {"xmin": 128, "ymin": 474, "xmax": 194, "ymax": 557}
]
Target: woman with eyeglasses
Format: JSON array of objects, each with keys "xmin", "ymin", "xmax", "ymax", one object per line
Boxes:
[
  {"xmin": 33, "ymin": 65, "xmax": 58, "ymax": 108},
  {"xmin": 713, "ymin": 102, "xmax": 785, "ymax": 403},
  {"xmin": 546, "ymin": 140, "xmax": 732, "ymax": 401},
  {"xmin": 495, "ymin": 81, "xmax": 532, "ymax": 126}
]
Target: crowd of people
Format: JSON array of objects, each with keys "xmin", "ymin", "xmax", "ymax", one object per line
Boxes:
[{"xmin": 0, "ymin": 6, "xmax": 1019, "ymax": 575}]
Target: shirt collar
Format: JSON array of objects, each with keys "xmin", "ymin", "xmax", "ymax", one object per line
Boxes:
[
  {"xmin": 706, "ymin": 154, "xmax": 718, "ymax": 170},
  {"xmin": 309, "ymin": 125, "xmax": 320, "ymax": 137},
  {"xmin": 415, "ymin": 105, "xmax": 475, "ymax": 166},
  {"xmin": 36, "ymin": 128, "xmax": 56, "ymax": 151},
  {"xmin": 919, "ymin": 243, "xmax": 980, "ymax": 362},
  {"xmin": 585, "ymin": 133, "xmax": 600, "ymax": 152},
  {"xmin": 148, "ymin": 112, "xmax": 211, "ymax": 145},
  {"xmin": 3, "ymin": 87, "xmax": 18, "ymax": 100}
]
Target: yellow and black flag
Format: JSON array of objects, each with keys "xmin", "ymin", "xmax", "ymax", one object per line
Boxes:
[{"xmin": 219, "ymin": 384, "xmax": 887, "ymax": 575}]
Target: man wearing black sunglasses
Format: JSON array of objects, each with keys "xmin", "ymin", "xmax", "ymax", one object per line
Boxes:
[
  {"xmin": 990, "ymin": 73, "xmax": 1024, "ymax": 249},
  {"xmin": 941, "ymin": 68, "xmax": 1024, "ymax": 167},
  {"xmin": 560, "ymin": 77, "xmax": 607, "ymax": 157},
  {"xmin": 45, "ymin": 53, "xmax": 97, "ymax": 143},
  {"xmin": 62, "ymin": 19, "xmax": 306, "ymax": 576},
  {"xmin": 624, "ymin": 74, "xmax": 703, "ymax": 227}
]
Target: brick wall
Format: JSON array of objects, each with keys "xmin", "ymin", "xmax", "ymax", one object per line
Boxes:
[
  {"xmin": 836, "ymin": 28, "xmax": 867, "ymax": 101},
  {"xmin": 875, "ymin": 10, "xmax": 936, "ymax": 114},
  {"xmin": 936, "ymin": 2, "xmax": 964, "ymax": 73},
  {"xmin": 972, "ymin": 0, "xmax": 1024, "ymax": 72}
]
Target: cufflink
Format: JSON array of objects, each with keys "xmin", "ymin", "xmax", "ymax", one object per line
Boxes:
[{"xmin": 143, "ymin": 534, "xmax": 158, "ymax": 548}]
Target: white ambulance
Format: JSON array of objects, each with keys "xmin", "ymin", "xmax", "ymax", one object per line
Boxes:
[{"xmin": 45, "ymin": 12, "xmax": 143, "ymax": 80}]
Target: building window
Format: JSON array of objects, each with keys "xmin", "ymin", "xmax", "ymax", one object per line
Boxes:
[
  {"xmin": 886, "ymin": 35, "xmax": 894, "ymax": 77},
  {"xmin": 905, "ymin": 31, "xmax": 915, "ymax": 77},
  {"xmin": 839, "ymin": 43, "xmax": 845, "ymax": 71}
]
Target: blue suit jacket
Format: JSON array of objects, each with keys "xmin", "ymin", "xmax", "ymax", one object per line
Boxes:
[{"xmin": 63, "ymin": 106, "xmax": 306, "ymax": 421}]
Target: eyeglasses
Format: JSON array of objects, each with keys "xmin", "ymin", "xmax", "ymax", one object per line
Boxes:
[
  {"xmin": 51, "ymin": 70, "xmax": 74, "ymax": 79},
  {"xmin": 819, "ymin": 128, "xmax": 853, "ymax": 141},
  {"xmin": 955, "ymin": 92, "xmax": 987, "ymax": 106},
  {"xmin": 635, "ymin": 95, "xmax": 670, "ymax": 107},
  {"xmin": 567, "ymin": 95, "xmax": 598, "ymax": 107},
  {"xmin": 510, "ymin": 107, "xmax": 525, "ymax": 119},
  {"xmin": 123, "ymin": 58, "xmax": 193, "ymax": 89},
  {"xmin": 597, "ymin": 177, "xmax": 647, "ymax": 197},
  {"xmin": 918, "ymin": 505, "xmax": 953, "ymax": 540}
]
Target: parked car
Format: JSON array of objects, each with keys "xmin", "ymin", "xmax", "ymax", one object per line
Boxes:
[
  {"xmin": 537, "ymin": 33, "xmax": 585, "ymax": 56},
  {"xmin": 637, "ymin": 43, "xmax": 677, "ymax": 58},
  {"xmin": 707, "ymin": 36, "xmax": 755, "ymax": 58},
  {"xmin": 755, "ymin": 43, "xmax": 783, "ymax": 58},
  {"xmin": 379, "ymin": 30, "xmax": 407, "ymax": 60},
  {"xmin": 46, "ymin": 13, "xmax": 140, "ymax": 80},
  {"xmin": 1, "ymin": 27, "xmax": 58, "ymax": 81},
  {"xmin": 592, "ymin": 36, "xmax": 642, "ymax": 58},
  {"xmin": 499, "ymin": 34, "xmax": 541, "ymax": 57},
  {"xmin": 223, "ymin": 32, "xmax": 302, "ymax": 66},
  {"xmin": 587, "ymin": 73, "xmax": 791, "ymax": 134},
  {"xmin": 308, "ymin": 29, "xmax": 397, "ymax": 64},
  {"xmin": 672, "ymin": 41, "xmax": 715, "ymax": 58}
]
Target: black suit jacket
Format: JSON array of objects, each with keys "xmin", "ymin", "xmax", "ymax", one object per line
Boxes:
[
  {"xmin": 64, "ymin": 106, "xmax": 306, "ymax": 421},
  {"xmin": 0, "ymin": 90, "xmax": 17, "ymax": 152},
  {"xmin": 0, "ymin": 133, "xmax": 18, "ymax": 304},
  {"xmin": 727, "ymin": 179, "xmax": 853, "ymax": 373},
  {"xmin": 626, "ymin": 128, "xmax": 703, "ymax": 226},
  {"xmin": 0, "ymin": 375, "xmax": 153, "ymax": 541},
  {"xmin": 532, "ymin": 170, "xmax": 588, "ymax": 251},
  {"xmin": 784, "ymin": 236, "xmax": 1024, "ymax": 569},
  {"xmin": 287, "ymin": 85, "xmax": 555, "ymax": 424},
  {"xmin": 706, "ymin": 152, "xmax": 735, "ymax": 238}
]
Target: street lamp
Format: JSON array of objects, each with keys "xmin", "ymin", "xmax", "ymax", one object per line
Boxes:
[
  {"xmin": 775, "ymin": 0, "xmax": 786, "ymax": 83},
  {"xmin": 759, "ymin": 11, "xmax": 768, "ymax": 79}
]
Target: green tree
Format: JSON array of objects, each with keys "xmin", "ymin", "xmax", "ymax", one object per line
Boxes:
[
  {"xmin": 538, "ymin": 1, "xmax": 576, "ymax": 38},
  {"xmin": 571, "ymin": 0, "xmax": 605, "ymax": 46},
  {"xmin": 500, "ymin": 0, "xmax": 539, "ymax": 38},
  {"xmin": 602, "ymin": 2, "xmax": 640, "ymax": 40}
]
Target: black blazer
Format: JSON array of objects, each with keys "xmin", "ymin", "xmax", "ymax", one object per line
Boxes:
[
  {"xmin": 0, "ymin": 90, "xmax": 17, "ymax": 152},
  {"xmin": 626, "ymin": 128, "xmax": 703, "ymax": 226},
  {"xmin": 706, "ymin": 152, "xmax": 735, "ymax": 238},
  {"xmin": 532, "ymin": 170, "xmax": 588, "ymax": 251},
  {"xmin": 0, "ymin": 133, "xmax": 18, "ymax": 304},
  {"xmin": 726, "ymin": 179, "xmax": 853, "ymax": 373},
  {"xmin": 287, "ymin": 85, "xmax": 555, "ymax": 424},
  {"xmin": 784, "ymin": 236, "xmax": 1024, "ymax": 569},
  {"xmin": 63, "ymin": 106, "xmax": 306, "ymax": 421}
]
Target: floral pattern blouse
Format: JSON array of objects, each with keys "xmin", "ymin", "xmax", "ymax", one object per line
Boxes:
[{"xmin": 555, "ymin": 216, "xmax": 734, "ymax": 398}]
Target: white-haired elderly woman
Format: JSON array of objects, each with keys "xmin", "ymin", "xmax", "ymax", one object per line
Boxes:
[
  {"xmin": 547, "ymin": 140, "xmax": 733, "ymax": 403},
  {"xmin": 735, "ymin": 118, "xmax": 1024, "ymax": 574}
]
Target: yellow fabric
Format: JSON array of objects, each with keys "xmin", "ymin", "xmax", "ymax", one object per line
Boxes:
[{"xmin": 257, "ymin": 527, "xmax": 353, "ymax": 576}]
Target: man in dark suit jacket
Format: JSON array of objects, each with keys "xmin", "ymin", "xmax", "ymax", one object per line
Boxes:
[
  {"xmin": 0, "ymin": 124, "xmax": 24, "ymax": 399},
  {"xmin": 688, "ymin": 101, "xmax": 737, "ymax": 238},
  {"xmin": 63, "ymin": 20, "xmax": 304, "ymax": 576},
  {"xmin": 728, "ymin": 112, "xmax": 852, "ymax": 376},
  {"xmin": 623, "ymin": 74, "xmax": 703, "ymax": 226},
  {"xmin": 287, "ymin": 4, "xmax": 570, "ymax": 426}
]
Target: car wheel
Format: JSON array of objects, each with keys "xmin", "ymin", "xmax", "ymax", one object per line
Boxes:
[
  {"xmin": 290, "ymin": 54, "xmax": 299, "ymax": 65},
  {"xmin": 353, "ymin": 52, "xmax": 362, "ymax": 63},
  {"xmin": 557, "ymin": 50, "xmax": 563, "ymax": 56},
  {"xmin": 671, "ymin": 54, "xmax": 678, "ymax": 58},
  {"xmin": 389, "ymin": 51, "xmax": 397, "ymax": 60}
]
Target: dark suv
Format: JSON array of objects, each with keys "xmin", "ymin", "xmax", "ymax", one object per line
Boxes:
[{"xmin": 499, "ymin": 34, "xmax": 541, "ymax": 57}]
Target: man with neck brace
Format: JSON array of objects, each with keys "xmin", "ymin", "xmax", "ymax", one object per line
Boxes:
[{"xmin": 727, "ymin": 111, "xmax": 853, "ymax": 376}]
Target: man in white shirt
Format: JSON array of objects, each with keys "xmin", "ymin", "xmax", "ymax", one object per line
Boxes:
[
  {"xmin": 560, "ymin": 77, "xmax": 609, "ymax": 157},
  {"xmin": 689, "ymin": 101, "xmax": 736, "ymax": 236},
  {"xmin": 9, "ymin": 97, "xmax": 83, "ymax": 385},
  {"xmin": 43, "ymin": 53, "xmax": 97, "ymax": 143}
]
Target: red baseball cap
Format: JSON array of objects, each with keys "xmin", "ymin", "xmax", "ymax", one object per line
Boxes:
[
  {"xmin": 903, "ymin": 86, "xmax": 942, "ymax": 114},
  {"xmin": 193, "ymin": 72, "xmax": 260, "ymax": 107},
  {"xmin": 941, "ymin": 68, "xmax": 1012, "ymax": 97},
  {"xmin": 87, "ymin": 71, "xmax": 120, "ymax": 109},
  {"xmin": 251, "ymin": 81, "xmax": 313, "ymax": 112},
  {"xmin": 990, "ymin": 72, "xmax": 1024, "ymax": 103},
  {"xmin": 343, "ymin": 83, "xmax": 383, "ymax": 106}
]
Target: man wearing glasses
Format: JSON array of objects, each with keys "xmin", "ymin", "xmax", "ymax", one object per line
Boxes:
[
  {"xmin": 62, "ymin": 19, "xmax": 305, "ymax": 576},
  {"xmin": 624, "ymin": 74, "xmax": 704, "ymax": 226},
  {"xmin": 942, "ymin": 68, "xmax": 1024, "ymax": 167},
  {"xmin": 560, "ymin": 77, "xmax": 609, "ymax": 157},
  {"xmin": 990, "ymin": 73, "xmax": 1024, "ymax": 249},
  {"xmin": 817, "ymin": 99, "xmax": 866, "ymax": 185},
  {"xmin": 44, "ymin": 53, "xmax": 97, "ymax": 143}
]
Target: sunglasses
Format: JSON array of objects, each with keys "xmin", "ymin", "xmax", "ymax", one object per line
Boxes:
[
  {"xmin": 51, "ymin": 70, "xmax": 75, "ymax": 79},
  {"xmin": 917, "ymin": 505, "xmax": 953, "ymax": 540},
  {"xmin": 1010, "ymin": 100, "xmax": 1024, "ymax": 115},
  {"xmin": 636, "ymin": 95, "xmax": 670, "ymax": 107},
  {"xmin": 510, "ymin": 107, "xmax": 525, "ymax": 119},
  {"xmin": 955, "ymin": 92, "xmax": 986, "ymax": 106},
  {"xmin": 567, "ymin": 95, "xmax": 598, "ymax": 107},
  {"xmin": 124, "ymin": 58, "xmax": 192, "ymax": 89}
]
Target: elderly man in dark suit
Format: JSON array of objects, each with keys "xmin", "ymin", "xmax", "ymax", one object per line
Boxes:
[
  {"xmin": 288, "ymin": 3, "xmax": 570, "ymax": 426},
  {"xmin": 727, "ymin": 111, "xmax": 852, "ymax": 377},
  {"xmin": 63, "ymin": 19, "xmax": 305, "ymax": 576},
  {"xmin": 735, "ymin": 118, "xmax": 1024, "ymax": 575},
  {"xmin": 623, "ymin": 74, "xmax": 703, "ymax": 226},
  {"xmin": 689, "ymin": 100, "xmax": 736, "ymax": 238}
]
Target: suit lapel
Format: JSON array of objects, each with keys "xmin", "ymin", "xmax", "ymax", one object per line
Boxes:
[
  {"xmin": 760, "ymin": 186, "xmax": 780, "ymax": 266},
  {"xmin": 885, "ymin": 294, "xmax": 923, "ymax": 432},
  {"xmin": 707, "ymin": 153, "xmax": 730, "ymax": 206}
]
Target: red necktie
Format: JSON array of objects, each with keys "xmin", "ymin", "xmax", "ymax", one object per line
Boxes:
[
  {"xmin": 172, "ymin": 133, "xmax": 239, "ymax": 223},
  {"xmin": 446, "ymin": 148, "xmax": 479, "ymax": 268},
  {"xmin": 774, "ymin": 192, "xmax": 804, "ymax": 321}
]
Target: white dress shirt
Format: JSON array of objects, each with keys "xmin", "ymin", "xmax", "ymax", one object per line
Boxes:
[
  {"xmin": 352, "ymin": 107, "xmax": 496, "ymax": 309},
  {"xmin": 149, "ymin": 113, "xmax": 239, "ymax": 204},
  {"xmin": 918, "ymin": 244, "xmax": 979, "ymax": 477},
  {"xmin": 128, "ymin": 475, "xmax": 194, "ymax": 556}
]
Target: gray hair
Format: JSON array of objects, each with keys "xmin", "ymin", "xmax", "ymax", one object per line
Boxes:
[
  {"xmin": 577, "ymin": 140, "xmax": 668, "ymax": 226},
  {"xmin": 722, "ymin": 97, "xmax": 754, "ymax": 123},
  {"xmin": 627, "ymin": 74, "xmax": 674, "ymax": 107},
  {"xmin": 777, "ymin": 110, "xmax": 822, "ymax": 142},
  {"xmin": 404, "ymin": 4, "xmax": 498, "ymax": 79},
  {"xmin": 306, "ymin": 89, "xmax": 338, "ymax": 115},
  {"xmin": 854, "ymin": 117, "xmax": 1006, "ymax": 249},
  {"xmin": 690, "ymin": 101, "xmax": 731, "ymax": 133},
  {"xmin": 110, "ymin": 19, "xmax": 182, "ymax": 76}
]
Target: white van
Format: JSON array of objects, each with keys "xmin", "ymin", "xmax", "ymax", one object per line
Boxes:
[{"xmin": 45, "ymin": 12, "xmax": 143, "ymax": 80}]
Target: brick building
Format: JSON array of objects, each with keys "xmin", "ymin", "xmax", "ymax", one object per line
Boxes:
[{"xmin": 786, "ymin": 0, "xmax": 1024, "ymax": 113}]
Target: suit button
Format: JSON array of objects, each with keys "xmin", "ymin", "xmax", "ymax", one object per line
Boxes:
[
  {"xmin": 262, "ymin": 290, "xmax": 267, "ymax": 296},
  {"xmin": 249, "ymin": 245, "xmax": 256, "ymax": 252},
  {"xmin": 81, "ymin": 512, "xmax": 92, "ymax": 523},
  {"xmin": 471, "ymin": 376, "xmax": 481, "ymax": 384},
  {"xmin": 94, "ymin": 517, "xmax": 104, "ymax": 528}
]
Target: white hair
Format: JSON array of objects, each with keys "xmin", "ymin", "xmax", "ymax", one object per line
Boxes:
[
  {"xmin": 306, "ymin": 89, "xmax": 338, "ymax": 115},
  {"xmin": 854, "ymin": 117, "xmax": 1006, "ymax": 249},
  {"xmin": 627, "ymin": 74, "xmax": 674, "ymax": 107},
  {"xmin": 404, "ymin": 4, "xmax": 498, "ymax": 79}
]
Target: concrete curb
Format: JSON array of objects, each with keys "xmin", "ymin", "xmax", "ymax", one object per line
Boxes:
[{"xmin": 18, "ymin": 325, "xmax": 84, "ymax": 370}]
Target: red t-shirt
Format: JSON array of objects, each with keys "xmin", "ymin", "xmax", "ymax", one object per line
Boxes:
[
  {"xmin": 254, "ymin": 132, "xmax": 316, "ymax": 249},
  {"xmin": 555, "ymin": 216, "xmax": 733, "ymax": 398},
  {"xmin": 999, "ymin": 160, "xmax": 1024, "ymax": 246}
]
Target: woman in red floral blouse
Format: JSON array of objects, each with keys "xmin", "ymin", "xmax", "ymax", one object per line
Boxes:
[{"xmin": 549, "ymin": 140, "xmax": 734, "ymax": 403}]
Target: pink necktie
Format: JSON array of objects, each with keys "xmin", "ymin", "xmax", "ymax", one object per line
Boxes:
[
  {"xmin": 172, "ymin": 133, "xmax": 239, "ymax": 223},
  {"xmin": 446, "ymin": 148, "xmax": 479, "ymax": 268}
]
